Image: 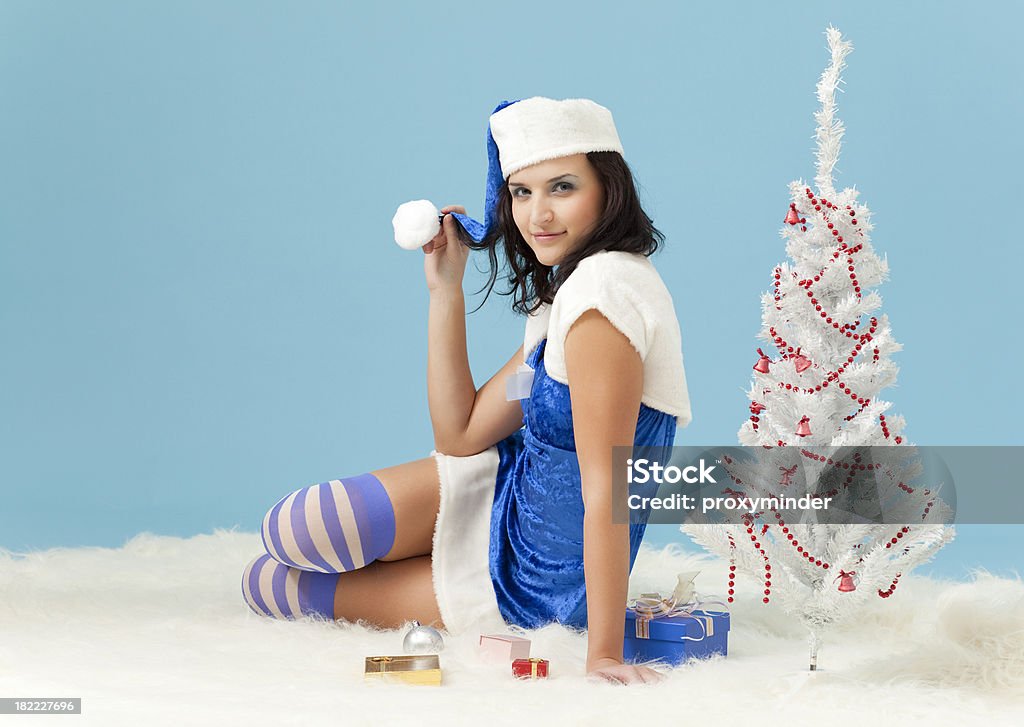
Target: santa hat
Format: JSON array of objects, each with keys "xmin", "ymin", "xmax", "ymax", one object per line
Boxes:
[{"xmin": 450, "ymin": 97, "xmax": 624, "ymax": 242}]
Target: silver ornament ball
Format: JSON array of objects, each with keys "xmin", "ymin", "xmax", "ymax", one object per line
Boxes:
[{"xmin": 402, "ymin": 620, "xmax": 445, "ymax": 654}]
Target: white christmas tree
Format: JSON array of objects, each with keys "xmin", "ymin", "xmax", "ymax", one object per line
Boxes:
[{"xmin": 682, "ymin": 27, "xmax": 954, "ymax": 670}]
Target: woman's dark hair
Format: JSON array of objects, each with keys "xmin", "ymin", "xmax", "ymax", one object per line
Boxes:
[{"xmin": 465, "ymin": 151, "xmax": 664, "ymax": 316}]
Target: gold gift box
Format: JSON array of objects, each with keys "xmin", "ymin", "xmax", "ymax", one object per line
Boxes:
[{"xmin": 363, "ymin": 655, "xmax": 443, "ymax": 686}]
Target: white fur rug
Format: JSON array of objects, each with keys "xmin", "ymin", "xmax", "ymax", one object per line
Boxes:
[{"xmin": 1, "ymin": 530, "xmax": 1022, "ymax": 727}]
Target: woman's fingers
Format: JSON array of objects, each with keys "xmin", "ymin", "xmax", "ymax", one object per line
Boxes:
[
  {"xmin": 424, "ymin": 239, "xmax": 447, "ymax": 255},
  {"xmin": 442, "ymin": 214, "xmax": 461, "ymax": 244},
  {"xmin": 436, "ymin": 205, "xmax": 468, "ymax": 250},
  {"xmin": 588, "ymin": 664, "xmax": 664, "ymax": 686},
  {"xmin": 638, "ymin": 666, "xmax": 664, "ymax": 684},
  {"xmin": 423, "ymin": 221, "xmax": 448, "ymax": 254}
]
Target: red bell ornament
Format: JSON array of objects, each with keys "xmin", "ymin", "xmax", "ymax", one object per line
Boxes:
[
  {"xmin": 750, "ymin": 401, "xmax": 766, "ymax": 415},
  {"xmin": 792, "ymin": 348, "xmax": 812, "ymax": 373},
  {"xmin": 795, "ymin": 415, "xmax": 812, "ymax": 437},
  {"xmin": 785, "ymin": 206, "xmax": 801, "ymax": 225},
  {"xmin": 836, "ymin": 570, "xmax": 858, "ymax": 592},
  {"xmin": 754, "ymin": 349, "xmax": 771, "ymax": 374}
]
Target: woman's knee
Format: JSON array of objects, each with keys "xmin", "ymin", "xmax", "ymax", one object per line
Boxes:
[
  {"xmin": 369, "ymin": 457, "xmax": 441, "ymax": 562},
  {"xmin": 260, "ymin": 474, "xmax": 397, "ymax": 574}
]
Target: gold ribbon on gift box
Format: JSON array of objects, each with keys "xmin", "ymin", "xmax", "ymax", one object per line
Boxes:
[
  {"xmin": 527, "ymin": 657, "xmax": 544, "ymax": 678},
  {"xmin": 627, "ymin": 571, "xmax": 730, "ymax": 642}
]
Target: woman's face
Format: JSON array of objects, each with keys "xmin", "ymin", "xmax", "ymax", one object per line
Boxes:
[{"xmin": 507, "ymin": 153, "xmax": 604, "ymax": 267}]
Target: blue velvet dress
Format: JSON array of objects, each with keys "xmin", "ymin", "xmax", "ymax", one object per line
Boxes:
[{"xmin": 489, "ymin": 337, "xmax": 678, "ymax": 630}]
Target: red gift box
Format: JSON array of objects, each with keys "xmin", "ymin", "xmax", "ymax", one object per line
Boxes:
[{"xmin": 512, "ymin": 658, "xmax": 549, "ymax": 680}]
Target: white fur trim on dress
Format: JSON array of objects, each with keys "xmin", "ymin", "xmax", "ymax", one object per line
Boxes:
[
  {"xmin": 523, "ymin": 251, "xmax": 693, "ymax": 427},
  {"xmin": 429, "ymin": 447, "xmax": 507, "ymax": 636}
]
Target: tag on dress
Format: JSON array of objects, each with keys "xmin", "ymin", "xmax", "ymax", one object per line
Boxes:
[{"xmin": 505, "ymin": 364, "xmax": 535, "ymax": 401}]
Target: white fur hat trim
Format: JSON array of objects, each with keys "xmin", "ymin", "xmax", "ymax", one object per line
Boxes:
[{"xmin": 489, "ymin": 97, "xmax": 624, "ymax": 179}]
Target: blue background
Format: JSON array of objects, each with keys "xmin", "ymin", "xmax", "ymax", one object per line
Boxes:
[{"xmin": 1, "ymin": 1, "xmax": 1020, "ymax": 579}]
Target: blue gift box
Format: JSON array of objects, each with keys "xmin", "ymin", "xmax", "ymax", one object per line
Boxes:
[{"xmin": 623, "ymin": 608, "xmax": 730, "ymax": 665}]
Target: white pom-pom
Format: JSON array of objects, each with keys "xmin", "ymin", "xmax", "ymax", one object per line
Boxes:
[{"xmin": 392, "ymin": 200, "xmax": 441, "ymax": 250}]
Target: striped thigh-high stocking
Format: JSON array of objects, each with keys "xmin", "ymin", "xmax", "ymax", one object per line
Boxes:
[{"xmin": 241, "ymin": 473, "xmax": 396, "ymax": 620}]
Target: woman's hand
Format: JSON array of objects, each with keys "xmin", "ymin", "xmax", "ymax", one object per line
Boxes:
[
  {"xmin": 586, "ymin": 656, "xmax": 665, "ymax": 685},
  {"xmin": 423, "ymin": 204, "xmax": 471, "ymax": 294}
]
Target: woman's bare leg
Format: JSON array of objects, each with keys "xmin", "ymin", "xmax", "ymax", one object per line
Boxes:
[
  {"xmin": 331, "ymin": 457, "xmax": 443, "ymax": 627},
  {"xmin": 333, "ymin": 554, "xmax": 443, "ymax": 629},
  {"xmin": 245, "ymin": 456, "xmax": 443, "ymax": 623},
  {"xmin": 369, "ymin": 457, "xmax": 441, "ymax": 562}
]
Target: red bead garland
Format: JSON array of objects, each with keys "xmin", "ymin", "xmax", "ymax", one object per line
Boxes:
[
  {"xmin": 878, "ymin": 572, "xmax": 902, "ymax": 598},
  {"xmin": 844, "ymin": 399, "xmax": 871, "ymax": 422},
  {"xmin": 766, "ymin": 310, "xmax": 877, "ymax": 396},
  {"xmin": 727, "ymin": 534, "xmax": 737, "ymax": 603},
  {"xmin": 773, "ymin": 510, "xmax": 829, "ymax": 568},
  {"xmin": 885, "ymin": 527, "xmax": 911, "ymax": 548},
  {"xmin": 801, "ymin": 187, "xmax": 863, "ymax": 239},
  {"xmin": 727, "ymin": 514, "xmax": 778, "ymax": 605},
  {"xmin": 742, "ymin": 193, "xmax": 913, "ymax": 601},
  {"xmin": 740, "ymin": 514, "xmax": 774, "ymax": 603}
]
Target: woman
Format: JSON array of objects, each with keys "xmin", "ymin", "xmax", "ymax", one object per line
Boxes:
[{"xmin": 242, "ymin": 98, "xmax": 693, "ymax": 685}]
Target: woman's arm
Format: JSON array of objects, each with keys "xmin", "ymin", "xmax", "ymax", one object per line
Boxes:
[
  {"xmin": 424, "ymin": 210, "xmax": 474, "ymax": 450},
  {"xmin": 440, "ymin": 343, "xmax": 526, "ymax": 456},
  {"xmin": 426, "ymin": 281, "xmax": 476, "ymax": 450},
  {"xmin": 425, "ymin": 207, "xmax": 524, "ymax": 456},
  {"xmin": 564, "ymin": 309, "xmax": 663, "ymax": 685}
]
